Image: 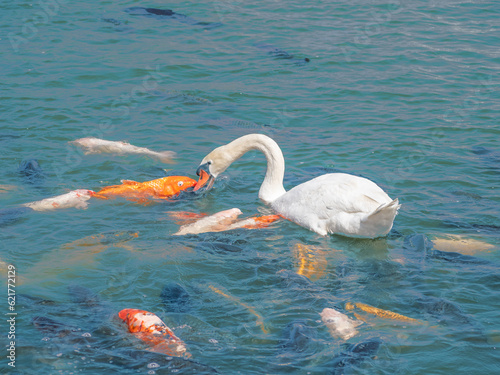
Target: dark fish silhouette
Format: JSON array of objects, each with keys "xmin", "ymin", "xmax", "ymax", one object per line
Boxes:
[
  {"xmin": 472, "ymin": 146, "xmax": 500, "ymax": 173},
  {"xmin": 254, "ymin": 43, "xmax": 310, "ymax": 65},
  {"xmin": 269, "ymin": 320, "xmax": 318, "ymax": 372},
  {"xmin": 279, "ymin": 320, "xmax": 316, "ymax": 354},
  {"xmin": 32, "ymin": 316, "xmax": 80, "ymax": 338},
  {"xmin": 18, "ymin": 159, "xmax": 45, "ymax": 185},
  {"xmin": 18, "ymin": 294, "xmax": 57, "ymax": 306},
  {"xmin": 330, "ymin": 338, "xmax": 382, "ymax": 375},
  {"xmin": 104, "ymin": 349, "xmax": 219, "ymax": 374},
  {"xmin": 0, "ymin": 134, "xmax": 21, "ymax": 141},
  {"xmin": 442, "ymin": 219, "xmax": 500, "ymax": 235},
  {"xmin": 161, "ymin": 282, "xmax": 191, "ymax": 313},
  {"xmin": 124, "ymin": 7, "xmax": 222, "ymax": 29},
  {"xmin": 416, "ymin": 295, "xmax": 486, "ymax": 343},
  {"xmin": 0, "ymin": 207, "xmax": 32, "ymax": 227},
  {"xmin": 69, "ymin": 285, "xmax": 102, "ymax": 308},
  {"xmin": 417, "ymin": 296, "xmax": 475, "ymax": 327},
  {"xmin": 431, "ymin": 249, "xmax": 491, "ymax": 265}
]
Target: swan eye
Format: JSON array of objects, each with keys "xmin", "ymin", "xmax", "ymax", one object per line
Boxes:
[
  {"xmin": 207, "ymin": 160, "xmax": 212, "ymax": 165},
  {"xmin": 178, "ymin": 181, "xmax": 183, "ymax": 187}
]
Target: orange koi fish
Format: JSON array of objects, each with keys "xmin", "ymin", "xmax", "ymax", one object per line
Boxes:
[
  {"xmin": 207, "ymin": 285, "xmax": 269, "ymax": 334},
  {"xmin": 345, "ymin": 302, "xmax": 423, "ymax": 324},
  {"xmin": 293, "ymin": 243, "xmax": 327, "ymax": 281},
  {"xmin": 118, "ymin": 308, "xmax": 190, "ymax": 357},
  {"xmin": 93, "ymin": 176, "xmax": 196, "ymax": 202}
]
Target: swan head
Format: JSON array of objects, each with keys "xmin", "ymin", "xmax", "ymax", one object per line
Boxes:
[{"xmin": 193, "ymin": 145, "xmax": 232, "ymax": 192}]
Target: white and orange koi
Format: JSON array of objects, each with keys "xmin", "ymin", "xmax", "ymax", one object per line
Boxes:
[
  {"xmin": 173, "ymin": 208, "xmax": 281, "ymax": 235},
  {"xmin": 118, "ymin": 308, "xmax": 189, "ymax": 357},
  {"xmin": 22, "ymin": 189, "xmax": 95, "ymax": 211}
]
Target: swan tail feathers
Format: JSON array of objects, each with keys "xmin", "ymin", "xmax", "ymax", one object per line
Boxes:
[
  {"xmin": 362, "ymin": 198, "xmax": 400, "ymax": 238},
  {"xmin": 371, "ymin": 198, "xmax": 400, "ymax": 217}
]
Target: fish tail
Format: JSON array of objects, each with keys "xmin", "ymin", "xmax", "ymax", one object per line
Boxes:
[
  {"xmin": 252, "ymin": 214, "xmax": 282, "ymax": 226},
  {"xmin": 91, "ymin": 192, "xmax": 109, "ymax": 200},
  {"xmin": 154, "ymin": 150, "xmax": 176, "ymax": 164}
]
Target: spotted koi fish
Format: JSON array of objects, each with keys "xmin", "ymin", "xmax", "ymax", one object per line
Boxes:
[
  {"xmin": 118, "ymin": 308, "xmax": 189, "ymax": 357},
  {"xmin": 22, "ymin": 189, "xmax": 95, "ymax": 211},
  {"xmin": 93, "ymin": 176, "xmax": 196, "ymax": 202}
]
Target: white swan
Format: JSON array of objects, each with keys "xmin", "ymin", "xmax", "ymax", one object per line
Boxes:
[{"xmin": 193, "ymin": 134, "xmax": 400, "ymax": 238}]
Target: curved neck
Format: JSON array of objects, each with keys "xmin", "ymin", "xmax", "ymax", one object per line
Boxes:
[{"xmin": 225, "ymin": 134, "xmax": 286, "ymax": 204}]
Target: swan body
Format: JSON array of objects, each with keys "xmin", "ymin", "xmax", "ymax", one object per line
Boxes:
[{"xmin": 194, "ymin": 134, "xmax": 400, "ymax": 238}]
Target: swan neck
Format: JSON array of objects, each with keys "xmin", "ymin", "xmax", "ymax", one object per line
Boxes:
[{"xmin": 227, "ymin": 134, "xmax": 286, "ymax": 203}]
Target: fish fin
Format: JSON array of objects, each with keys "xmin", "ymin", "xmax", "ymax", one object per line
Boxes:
[
  {"xmin": 166, "ymin": 211, "xmax": 208, "ymax": 225},
  {"xmin": 351, "ymin": 318, "xmax": 364, "ymax": 327},
  {"xmin": 121, "ymin": 180, "xmax": 139, "ymax": 185}
]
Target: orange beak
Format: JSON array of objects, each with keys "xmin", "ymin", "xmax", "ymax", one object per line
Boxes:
[{"xmin": 193, "ymin": 167, "xmax": 214, "ymax": 192}]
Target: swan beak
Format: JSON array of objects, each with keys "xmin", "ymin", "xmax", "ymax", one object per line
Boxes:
[{"xmin": 194, "ymin": 164, "xmax": 214, "ymax": 192}]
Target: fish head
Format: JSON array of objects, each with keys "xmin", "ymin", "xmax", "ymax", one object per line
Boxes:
[
  {"xmin": 320, "ymin": 308, "xmax": 345, "ymax": 324},
  {"xmin": 166, "ymin": 176, "xmax": 197, "ymax": 195},
  {"xmin": 193, "ymin": 144, "xmax": 232, "ymax": 192},
  {"xmin": 213, "ymin": 208, "xmax": 243, "ymax": 219},
  {"xmin": 70, "ymin": 137, "xmax": 95, "ymax": 147},
  {"xmin": 118, "ymin": 308, "xmax": 165, "ymax": 333},
  {"xmin": 73, "ymin": 189, "xmax": 95, "ymax": 199}
]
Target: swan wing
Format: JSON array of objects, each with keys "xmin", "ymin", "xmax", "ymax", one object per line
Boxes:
[{"xmin": 272, "ymin": 173, "xmax": 397, "ymax": 237}]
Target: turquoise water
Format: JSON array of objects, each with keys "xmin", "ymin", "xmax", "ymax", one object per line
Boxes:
[{"xmin": 1, "ymin": 0, "xmax": 499, "ymax": 373}]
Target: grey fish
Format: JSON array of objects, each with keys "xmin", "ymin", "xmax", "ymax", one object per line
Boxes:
[
  {"xmin": 101, "ymin": 17, "xmax": 123, "ymax": 26},
  {"xmin": 161, "ymin": 282, "xmax": 192, "ymax": 313},
  {"xmin": 32, "ymin": 316, "xmax": 80, "ymax": 338},
  {"xmin": 254, "ymin": 43, "xmax": 311, "ymax": 65},
  {"xmin": 269, "ymin": 320, "xmax": 318, "ymax": 372},
  {"xmin": 330, "ymin": 338, "xmax": 382, "ymax": 375},
  {"xmin": 124, "ymin": 7, "xmax": 222, "ymax": 29},
  {"xmin": 0, "ymin": 134, "xmax": 21, "ymax": 141},
  {"xmin": 18, "ymin": 159, "xmax": 45, "ymax": 185},
  {"xmin": 104, "ymin": 349, "xmax": 219, "ymax": 374},
  {"xmin": 472, "ymin": 146, "xmax": 500, "ymax": 170},
  {"xmin": 279, "ymin": 320, "xmax": 317, "ymax": 354},
  {"xmin": 416, "ymin": 296, "xmax": 476, "ymax": 327},
  {"xmin": 431, "ymin": 249, "xmax": 492, "ymax": 265},
  {"xmin": 415, "ymin": 295, "xmax": 486, "ymax": 343},
  {"xmin": 0, "ymin": 207, "xmax": 33, "ymax": 227}
]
